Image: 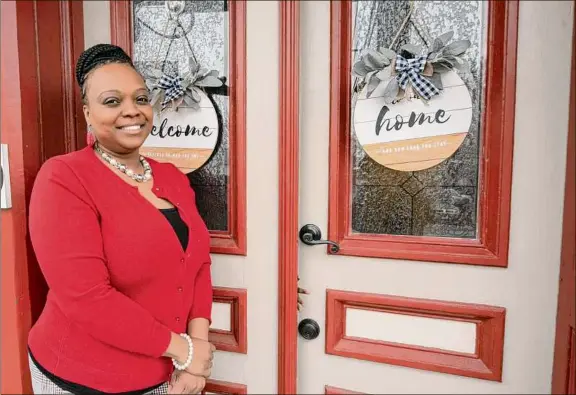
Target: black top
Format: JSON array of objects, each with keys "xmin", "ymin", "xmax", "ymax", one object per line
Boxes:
[
  {"xmin": 159, "ymin": 207, "xmax": 189, "ymax": 251},
  {"xmin": 28, "ymin": 207, "xmax": 189, "ymax": 394}
]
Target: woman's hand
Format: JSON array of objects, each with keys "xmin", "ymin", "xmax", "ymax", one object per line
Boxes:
[
  {"xmin": 168, "ymin": 371, "xmax": 206, "ymax": 394},
  {"xmin": 183, "ymin": 337, "xmax": 215, "ymax": 378},
  {"xmin": 297, "ymin": 276, "xmax": 309, "ymax": 311},
  {"xmin": 164, "ymin": 333, "xmax": 215, "ymax": 378}
]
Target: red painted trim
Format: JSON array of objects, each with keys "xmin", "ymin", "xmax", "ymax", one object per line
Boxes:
[
  {"xmin": 203, "ymin": 378, "xmax": 247, "ymax": 395},
  {"xmin": 61, "ymin": 0, "xmax": 87, "ymax": 152},
  {"xmin": 1, "ymin": 4, "xmax": 36, "ymax": 393},
  {"xmin": 211, "ymin": 0, "xmax": 247, "ymax": 256},
  {"xmin": 566, "ymin": 329, "xmax": 576, "ymax": 394},
  {"xmin": 1, "ymin": 1, "xmax": 84, "ymax": 392},
  {"xmin": 109, "ymin": 1, "xmax": 247, "ymax": 256},
  {"xmin": 328, "ymin": 0, "xmax": 352, "ymax": 262},
  {"xmin": 278, "ymin": 1, "xmax": 299, "ymax": 394},
  {"xmin": 22, "ymin": 0, "xmax": 86, "ymax": 325},
  {"xmin": 209, "ymin": 287, "xmax": 247, "ymax": 354},
  {"xmin": 110, "ymin": 0, "xmax": 133, "ymax": 56},
  {"xmin": 328, "ymin": 1, "xmax": 519, "ymax": 267},
  {"xmin": 325, "ymin": 385, "xmax": 365, "ymax": 394},
  {"xmin": 552, "ymin": 5, "xmax": 576, "ymax": 393},
  {"xmin": 35, "ymin": 0, "xmax": 86, "ymax": 157},
  {"xmin": 325, "ymin": 290, "xmax": 506, "ymax": 381}
]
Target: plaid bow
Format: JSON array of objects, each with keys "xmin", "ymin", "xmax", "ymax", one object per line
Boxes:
[
  {"xmin": 157, "ymin": 74, "xmax": 185, "ymax": 106},
  {"xmin": 395, "ymin": 54, "xmax": 440, "ymax": 100}
]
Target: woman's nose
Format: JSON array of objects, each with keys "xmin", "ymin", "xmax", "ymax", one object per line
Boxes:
[{"xmin": 121, "ymin": 100, "xmax": 140, "ymax": 117}]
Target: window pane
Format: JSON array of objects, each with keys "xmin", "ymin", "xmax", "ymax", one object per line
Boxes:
[
  {"xmin": 133, "ymin": 0, "xmax": 229, "ymax": 231},
  {"xmin": 350, "ymin": 0, "xmax": 488, "ymax": 239}
]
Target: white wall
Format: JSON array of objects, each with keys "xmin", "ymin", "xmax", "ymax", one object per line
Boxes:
[{"xmin": 83, "ymin": 0, "xmax": 111, "ymax": 48}]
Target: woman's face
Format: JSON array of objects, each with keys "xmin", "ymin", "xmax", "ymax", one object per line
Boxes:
[{"xmin": 83, "ymin": 62, "xmax": 153, "ymax": 154}]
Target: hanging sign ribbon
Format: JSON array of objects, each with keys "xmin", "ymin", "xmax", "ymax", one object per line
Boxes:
[
  {"xmin": 395, "ymin": 54, "xmax": 440, "ymax": 101},
  {"xmin": 157, "ymin": 74, "xmax": 186, "ymax": 106}
]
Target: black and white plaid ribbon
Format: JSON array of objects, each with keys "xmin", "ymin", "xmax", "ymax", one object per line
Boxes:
[
  {"xmin": 157, "ymin": 74, "xmax": 185, "ymax": 106},
  {"xmin": 395, "ymin": 54, "xmax": 440, "ymax": 100}
]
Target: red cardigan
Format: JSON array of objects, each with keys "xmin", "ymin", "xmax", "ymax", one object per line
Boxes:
[{"xmin": 27, "ymin": 145, "xmax": 213, "ymax": 392}]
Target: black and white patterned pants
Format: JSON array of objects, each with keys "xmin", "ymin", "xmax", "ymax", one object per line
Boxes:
[{"xmin": 28, "ymin": 355, "xmax": 169, "ymax": 394}]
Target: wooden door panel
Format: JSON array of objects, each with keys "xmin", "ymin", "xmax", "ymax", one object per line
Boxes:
[
  {"xmin": 105, "ymin": 1, "xmax": 280, "ymax": 392},
  {"xmin": 294, "ymin": 1, "xmax": 574, "ymax": 394},
  {"xmin": 325, "ymin": 290, "xmax": 505, "ymax": 381}
]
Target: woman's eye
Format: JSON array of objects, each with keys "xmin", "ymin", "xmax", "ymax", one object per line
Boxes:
[
  {"xmin": 137, "ymin": 96, "xmax": 150, "ymax": 104},
  {"xmin": 103, "ymin": 98, "xmax": 120, "ymax": 106}
]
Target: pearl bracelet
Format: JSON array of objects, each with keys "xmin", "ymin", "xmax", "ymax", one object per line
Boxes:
[{"xmin": 172, "ymin": 333, "xmax": 194, "ymax": 371}]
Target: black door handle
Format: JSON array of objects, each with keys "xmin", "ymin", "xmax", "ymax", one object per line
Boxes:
[
  {"xmin": 299, "ymin": 224, "xmax": 340, "ymax": 253},
  {"xmin": 298, "ymin": 318, "xmax": 320, "ymax": 340}
]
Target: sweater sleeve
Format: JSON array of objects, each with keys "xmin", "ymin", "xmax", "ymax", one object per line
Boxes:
[
  {"xmin": 28, "ymin": 158, "xmax": 172, "ymax": 358},
  {"xmin": 188, "ymin": 261, "xmax": 213, "ymax": 324}
]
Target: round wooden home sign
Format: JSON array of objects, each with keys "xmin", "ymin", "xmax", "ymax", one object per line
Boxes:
[
  {"xmin": 353, "ymin": 70, "xmax": 473, "ymax": 172},
  {"xmin": 141, "ymin": 90, "xmax": 219, "ymax": 174}
]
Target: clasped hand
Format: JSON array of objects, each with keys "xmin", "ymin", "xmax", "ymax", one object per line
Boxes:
[
  {"xmin": 168, "ymin": 370, "xmax": 205, "ymax": 394},
  {"xmin": 168, "ymin": 337, "xmax": 215, "ymax": 394},
  {"xmin": 182, "ymin": 337, "xmax": 215, "ymax": 378}
]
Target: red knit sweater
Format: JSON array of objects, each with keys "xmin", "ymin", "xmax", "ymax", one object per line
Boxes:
[{"xmin": 27, "ymin": 145, "xmax": 213, "ymax": 392}]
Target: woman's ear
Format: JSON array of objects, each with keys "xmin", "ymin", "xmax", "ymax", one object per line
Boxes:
[{"xmin": 83, "ymin": 104, "xmax": 90, "ymax": 124}]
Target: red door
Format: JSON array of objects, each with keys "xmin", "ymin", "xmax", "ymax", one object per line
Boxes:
[
  {"xmin": 552, "ymin": 7, "xmax": 576, "ymax": 394},
  {"xmin": 1, "ymin": 1, "xmax": 85, "ymax": 393}
]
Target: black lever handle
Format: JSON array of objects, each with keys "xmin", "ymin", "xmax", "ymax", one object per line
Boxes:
[{"xmin": 299, "ymin": 224, "xmax": 340, "ymax": 253}]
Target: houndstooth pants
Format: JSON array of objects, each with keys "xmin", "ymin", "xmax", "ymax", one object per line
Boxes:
[{"xmin": 28, "ymin": 355, "xmax": 169, "ymax": 394}]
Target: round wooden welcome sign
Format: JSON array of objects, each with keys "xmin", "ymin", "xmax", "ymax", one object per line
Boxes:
[
  {"xmin": 141, "ymin": 90, "xmax": 220, "ymax": 174},
  {"xmin": 353, "ymin": 70, "xmax": 473, "ymax": 172}
]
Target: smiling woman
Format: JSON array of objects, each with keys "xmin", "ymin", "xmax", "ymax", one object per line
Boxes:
[
  {"xmin": 77, "ymin": 44, "xmax": 153, "ymax": 156},
  {"xmin": 26, "ymin": 43, "xmax": 217, "ymax": 394}
]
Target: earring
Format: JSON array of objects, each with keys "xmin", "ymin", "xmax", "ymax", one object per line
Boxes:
[{"xmin": 86, "ymin": 125, "xmax": 96, "ymax": 146}]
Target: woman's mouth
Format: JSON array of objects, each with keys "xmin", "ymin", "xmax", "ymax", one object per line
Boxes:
[{"xmin": 117, "ymin": 124, "xmax": 145, "ymax": 134}]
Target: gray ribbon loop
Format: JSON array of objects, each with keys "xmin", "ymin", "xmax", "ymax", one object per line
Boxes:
[{"xmin": 395, "ymin": 54, "xmax": 440, "ymax": 100}]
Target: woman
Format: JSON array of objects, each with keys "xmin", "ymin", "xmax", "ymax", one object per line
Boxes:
[{"xmin": 27, "ymin": 43, "xmax": 214, "ymax": 394}]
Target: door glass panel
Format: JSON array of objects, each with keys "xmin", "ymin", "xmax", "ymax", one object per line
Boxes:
[
  {"xmin": 132, "ymin": 0, "xmax": 229, "ymax": 231},
  {"xmin": 350, "ymin": 0, "xmax": 488, "ymax": 239}
]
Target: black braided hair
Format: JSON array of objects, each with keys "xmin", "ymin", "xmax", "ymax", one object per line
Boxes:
[{"xmin": 75, "ymin": 44, "xmax": 135, "ymax": 101}]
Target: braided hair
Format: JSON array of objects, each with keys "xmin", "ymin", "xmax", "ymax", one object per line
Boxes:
[{"xmin": 75, "ymin": 44, "xmax": 136, "ymax": 102}]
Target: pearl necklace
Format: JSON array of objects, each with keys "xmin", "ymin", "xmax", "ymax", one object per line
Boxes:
[{"xmin": 94, "ymin": 144, "xmax": 152, "ymax": 183}]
